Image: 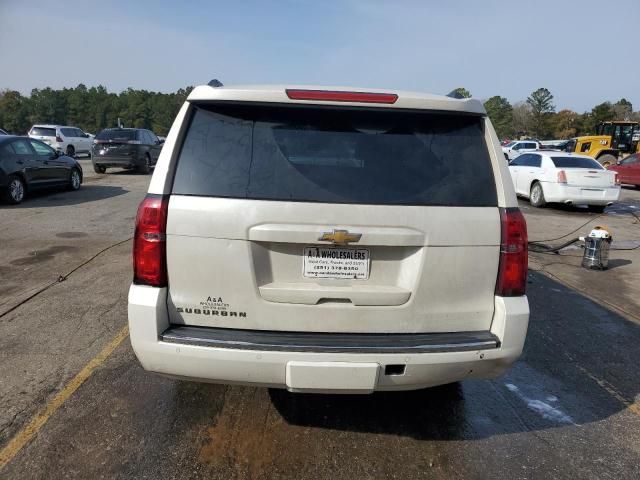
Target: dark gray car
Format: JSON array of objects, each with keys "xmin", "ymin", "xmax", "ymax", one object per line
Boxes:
[
  {"xmin": 0, "ymin": 136, "xmax": 83, "ymax": 204},
  {"xmin": 91, "ymin": 128, "xmax": 163, "ymax": 174}
]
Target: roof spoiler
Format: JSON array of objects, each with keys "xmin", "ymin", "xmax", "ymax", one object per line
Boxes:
[{"xmin": 208, "ymin": 79, "xmax": 224, "ymax": 87}]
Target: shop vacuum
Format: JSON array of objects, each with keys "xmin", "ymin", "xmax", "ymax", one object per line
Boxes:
[{"xmin": 580, "ymin": 226, "xmax": 612, "ymax": 270}]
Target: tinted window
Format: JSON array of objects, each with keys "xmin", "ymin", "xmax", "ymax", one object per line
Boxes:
[
  {"xmin": 551, "ymin": 156, "xmax": 603, "ymax": 169},
  {"xmin": 526, "ymin": 155, "xmax": 541, "ymax": 167},
  {"xmin": 509, "ymin": 155, "xmax": 525, "ymax": 166},
  {"xmin": 60, "ymin": 128, "xmax": 75, "ymax": 137},
  {"xmin": 524, "ymin": 143, "xmax": 536, "ymax": 149},
  {"xmin": 620, "ymin": 154, "xmax": 639, "ymax": 165},
  {"xmin": 172, "ymin": 104, "xmax": 497, "ymax": 206},
  {"xmin": 30, "ymin": 127, "xmax": 56, "ymax": 137},
  {"xmin": 10, "ymin": 139, "xmax": 33, "ymax": 155},
  {"xmin": 147, "ymin": 131, "xmax": 158, "ymax": 144},
  {"xmin": 95, "ymin": 129, "xmax": 137, "ymax": 141},
  {"xmin": 29, "ymin": 139, "xmax": 54, "ymax": 156},
  {"xmin": 74, "ymin": 128, "xmax": 85, "ymax": 137}
]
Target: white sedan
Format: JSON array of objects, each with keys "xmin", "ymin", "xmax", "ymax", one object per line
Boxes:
[{"xmin": 508, "ymin": 152, "xmax": 620, "ymax": 212}]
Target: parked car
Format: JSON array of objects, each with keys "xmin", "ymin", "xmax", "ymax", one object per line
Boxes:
[
  {"xmin": 127, "ymin": 84, "xmax": 530, "ymax": 394},
  {"xmin": 92, "ymin": 128, "xmax": 163, "ymax": 174},
  {"xmin": 608, "ymin": 153, "xmax": 640, "ymax": 187},
  {"xmin": 0, "ymin": 135, "xmax": 82, "ymax": 204},
  {"xmin": 508, "ymin": 152, "xmax": 620, "ymax": 211},
  {"xmin": 28, "ymin": 124, "xmax": 93, "ymax": 158},
  {"xmin": 502, "ymin": 140, "xmax": 540, "ymax": 160}
]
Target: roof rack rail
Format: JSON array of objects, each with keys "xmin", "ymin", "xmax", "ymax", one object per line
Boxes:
[
  {"xmin": 208, "ymin": 79, "xmax": 224, "ymax": 87},
  {"xmin": 446, "ymin": 89, "xmax": 466, "ymax": 99}
]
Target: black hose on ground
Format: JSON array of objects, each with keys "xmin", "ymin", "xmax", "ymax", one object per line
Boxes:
[{"xmin": 528, "ymin": 237, "xmax": 581, "ymax": 253}]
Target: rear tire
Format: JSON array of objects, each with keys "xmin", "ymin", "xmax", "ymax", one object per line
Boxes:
[
  {"xmin": 138, "ymin": 154, "xmax": 151, "ymax": 175},
  {"xmin": 529, "ymin": 182, "xmax": 546, "ymax": 207},
  {"xmin": 597, "ymin": 154, "xmax": 616, "ymax": 168},
  {"xmin": 93, "ymin": 164, "xmax": 106, "ymax": 174},
  {"xmin": 66, "ymin": 145, "xmax": 75, "ymax": 158},
  {"xmin": 4, "ymin": 175, "xmax": 26, "ymax": 204},
  {"xmin": 68, "ymin": 168, "xmax": 81, "ymax": 191}
]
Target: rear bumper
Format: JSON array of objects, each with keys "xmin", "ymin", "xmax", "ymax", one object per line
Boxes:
[
  {"xmin": 128, "ymin": 285, "xmax": 529, "ymax": 393},
  {"xmin": 92, "ymin": 156, "xmax": 141, "ymax": 168},
  {"xmin": 542, "ymin": 182, "xmax": 620, "ymax": 205}
]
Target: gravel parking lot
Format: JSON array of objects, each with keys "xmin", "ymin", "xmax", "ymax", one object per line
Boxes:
[{"xmin": 1, "ymin": 163, "xmax": 639, "ymax": 479}]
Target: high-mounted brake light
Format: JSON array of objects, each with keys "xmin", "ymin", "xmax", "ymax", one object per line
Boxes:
[
  {"xmin": 557, "ymin": 170, "xmax": 567, "ymax": 184},
  {"xmin": 496, "ymin": 208, "xmax": 528, "ymax": 297},
  {"xmin": 285, "ymin": 89, "xmax": 398, "ymax": 104},
  {"xmin": 133, "ymin": 194, "xmax": 169, "ymax": 287}
]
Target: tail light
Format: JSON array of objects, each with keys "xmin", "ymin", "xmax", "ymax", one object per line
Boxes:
[
  {"xmin": 557, "ymin": 170, "xmax": 567, "ymax": 184},
  {"xmin": 56, "ymin": 135, "xmax": 63, "ymax": 142},
  {"xmin": 133, "ymin": 194, "xmax": 169, "ymax": 287},
  {"xmin": 496, "ymin": 208, "xmax": 528, "ymax": 297},
  {"xmin": 614, "ymin": 173, "xmax": 621, "ymax": 185}
]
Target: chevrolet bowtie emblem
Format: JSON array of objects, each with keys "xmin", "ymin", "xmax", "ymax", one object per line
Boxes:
[{"xmin": 318, "ymin": 229, "xmax": 362, "ymax": 245}]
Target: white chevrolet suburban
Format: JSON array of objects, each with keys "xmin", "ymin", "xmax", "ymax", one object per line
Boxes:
[{"xmin": 128, "ymin": 84, "xmax": 529, "ymax": 394}]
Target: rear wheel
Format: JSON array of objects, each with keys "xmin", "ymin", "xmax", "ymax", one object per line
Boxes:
[
  {"xmin": 4, "ymin": 175, "xmax": 26, "ymax": 204},
  {"xmin": 68, "ymin": 168, "xmax": 81, "ymax": 191},
  {"xmin": 597, "ymin": 154, "xmax": 616, "ymax": 168},
  {"xmin": 66, "ymin": 145, "xmax": 75, "ymax": 158},
  {"xmin": 529, "ymin": 182, "xmax": 546, "ymax": 207},
  {"xmin": 138, "ymin": 154, "xmax": 151, "ymax": 175},
  {"xmin": 93, "ymin": 164, "xmax": 106, "ymax": 174}
]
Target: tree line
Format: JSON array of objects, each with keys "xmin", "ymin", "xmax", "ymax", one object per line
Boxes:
[
  {"xmin": 1, "ymin": 84, "xmax": 637, "ymax": 140},
  {"xmin": 0, "ymin": 84, "xmax": 194, "ymax": 136},
  {"xmin": 451, "ymin": 87, "xmax": 637, "ymax": 140}
]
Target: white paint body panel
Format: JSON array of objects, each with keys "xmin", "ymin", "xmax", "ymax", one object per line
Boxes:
[{"xmin": 130, "ymin": 84, "xmax": 529, "ymax": 392}]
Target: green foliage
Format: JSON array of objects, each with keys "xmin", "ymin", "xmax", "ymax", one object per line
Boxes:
[
  {"xmin": 613, "ymin": 98, "xmax": 632, "ymax": 120},
  {"xmin": 526, "ymin": 88, "xmax": 555, "ymax": 138},
  {"xmin": 549, "ymin": 109, "xmax": 578, "ymax": 139},
  {"xmin": 451, "ymin": 87, "xmax": 471, "ymax": 98},
  {"xmin": 484, "ymin": 96, "xmax": 513, "ymax": 138},
  {"xmin": 0, "ymin": 84, "xmax": 193, "ymax": 135}
]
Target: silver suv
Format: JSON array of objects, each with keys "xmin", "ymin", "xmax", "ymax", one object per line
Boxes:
[{"xmin": 128, "ymin": 85, "xmax": 529, "ymax": 393}]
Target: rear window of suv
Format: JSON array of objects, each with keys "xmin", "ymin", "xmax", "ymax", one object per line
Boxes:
[
  {"xmin": 171, "ymin": 104, "xmax": 497, "ymax": 206},
  {"xmin": 96, "ymin": 129, "xmax": 137, "ymax": 141},
  {"xmin": 30, "ymin": 127, "xmax": 56, "ymax": 137}
]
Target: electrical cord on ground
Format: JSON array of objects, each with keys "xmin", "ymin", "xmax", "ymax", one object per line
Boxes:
[
  {"xmin": 529, "ymin": 214, "xmax": 604, "ymax": 243},
  {"xmin": 528, "ymin": 237, "xmax": 581, "ymax": 253},
  {"xmin": 0, "ymin": 237, "xmax": 133, "ymax": 320}
]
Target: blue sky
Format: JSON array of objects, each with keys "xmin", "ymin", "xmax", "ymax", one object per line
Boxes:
[{"xmin": 1, "ymin": 0, "xmax": 638, "ymax": 112}]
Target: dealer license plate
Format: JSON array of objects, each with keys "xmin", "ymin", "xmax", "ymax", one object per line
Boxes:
[{"xmin": 303, "ymin": 246, "xmax": 370, "ymax": 279}]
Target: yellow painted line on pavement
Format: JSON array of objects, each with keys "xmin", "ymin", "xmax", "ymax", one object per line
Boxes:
[{"xmin": 0, "ymin": 325, "xmax": 129, "ymax": 471}]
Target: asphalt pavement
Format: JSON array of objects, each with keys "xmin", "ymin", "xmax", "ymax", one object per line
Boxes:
[{"xmin": 1, "ymin": 163, "xmax": 639, "ymax": 479}]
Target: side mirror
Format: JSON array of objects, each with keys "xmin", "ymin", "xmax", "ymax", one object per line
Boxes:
[
  {"xmin": 158, "ymin": 138, "xmax": 165, "ymax": 144},
  {"xmin": 83, "ymin": 133, "xmax": 90, "ymax": 138},
  {"xmin": 50, "ymin": 150, "xmax": 60, "ymax": 159}
]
